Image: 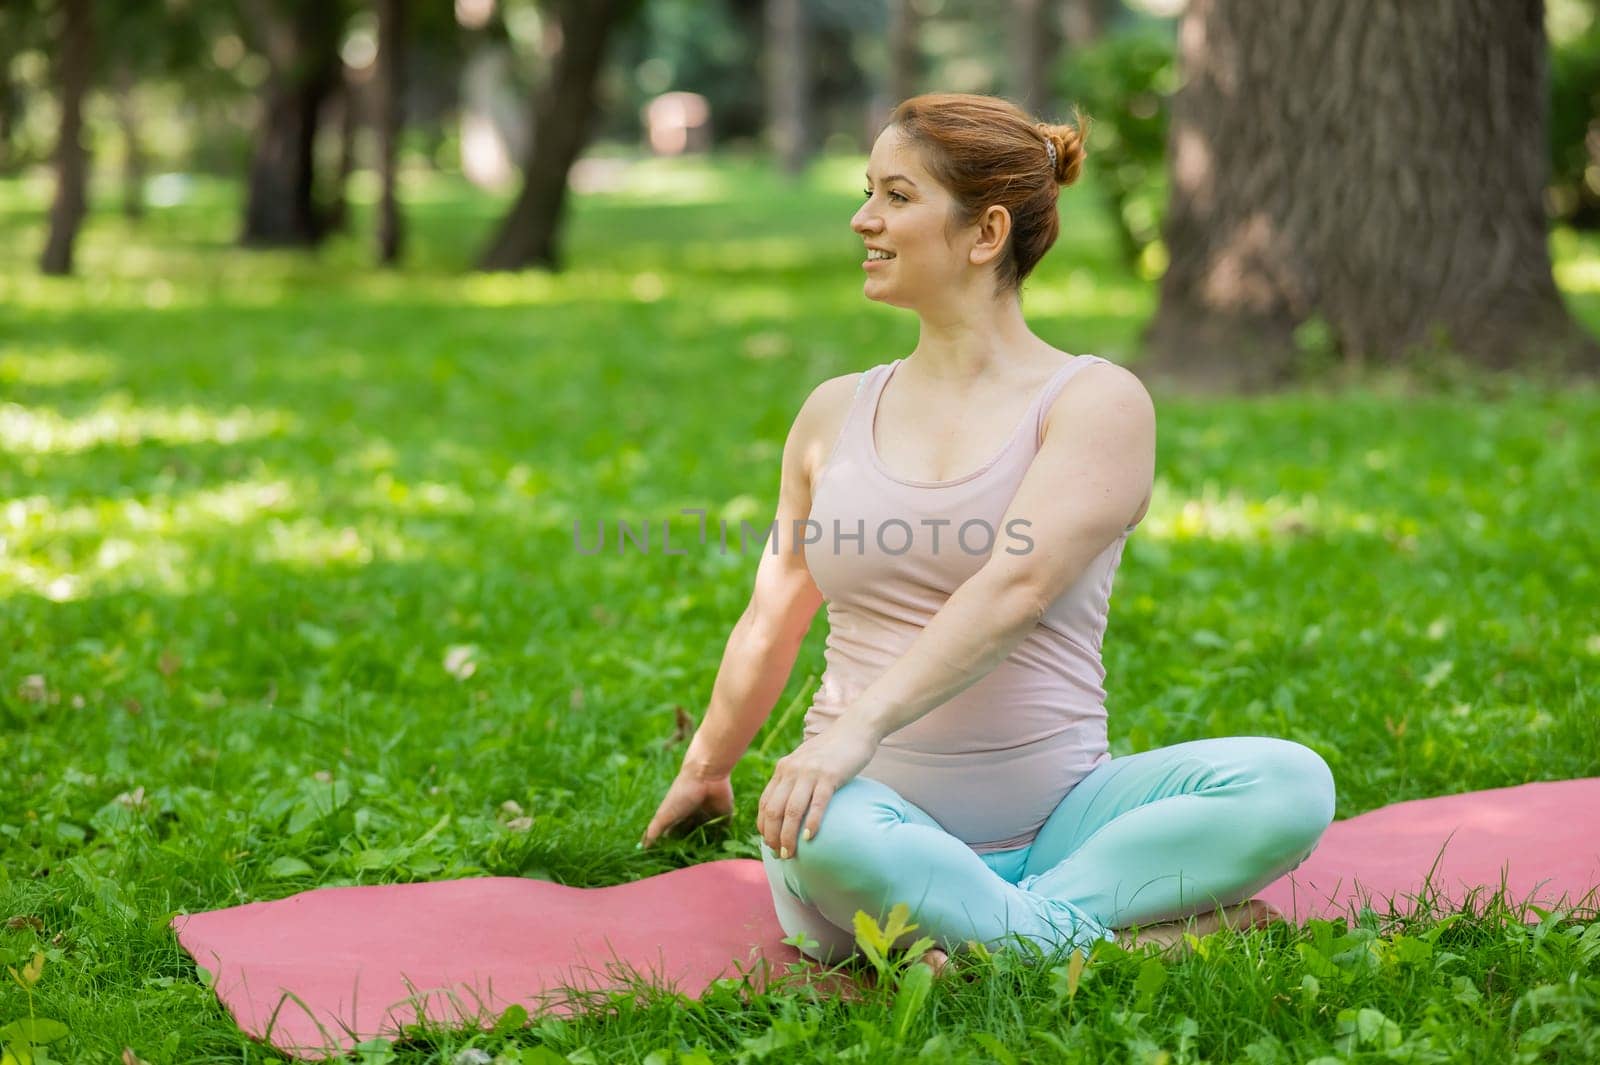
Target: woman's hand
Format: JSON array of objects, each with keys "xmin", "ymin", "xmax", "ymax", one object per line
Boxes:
[
  {"xmin": 758, "ymin": 717, "xmax": 880, "ymax": 858},
  {"xmin": 640, "ymin": 767, "xmax": 734, "ymax": 849}
]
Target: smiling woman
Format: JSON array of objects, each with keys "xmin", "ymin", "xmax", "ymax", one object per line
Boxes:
[{"xmin": 643, "ymin": 91, "xmax": 1335, "ymax": 968}]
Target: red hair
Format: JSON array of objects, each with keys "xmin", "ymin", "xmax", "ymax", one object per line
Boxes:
[{"xmin": 886, "ymin": 92, "xmax": 1089, "ymax": 297}]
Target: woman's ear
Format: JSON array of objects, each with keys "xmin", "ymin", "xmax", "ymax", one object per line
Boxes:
[{"xmin": 968, "ymin": 204, "xmax": 1012, "ymax": 267}]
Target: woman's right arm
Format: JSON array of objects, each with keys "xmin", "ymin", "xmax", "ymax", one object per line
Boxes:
[
  {"xmin": 640, "ymin": 376, "xmax": 854, "ymax": 847},
  {"xmin": 678, "ymin": 379, "xmax": 851, "ymax": 778}
]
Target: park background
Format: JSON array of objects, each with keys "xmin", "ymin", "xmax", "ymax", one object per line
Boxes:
[{"xmin": 2, "ymin": 0, "xmax": 1600, "ymax": 1062}]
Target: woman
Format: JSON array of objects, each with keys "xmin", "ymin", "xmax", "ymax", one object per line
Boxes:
[{"xmin": 641, "ymin": 93, "xmax": 1335, "ymax": 970}]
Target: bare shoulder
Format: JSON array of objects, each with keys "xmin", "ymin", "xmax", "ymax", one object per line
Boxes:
[
  {"xmin": 1042, "ymin": 356, "xmax": 1155, "ymax": 438},
  {"xmin": 1040, "ymin": 357, "xmax": 1156, "ymax": 525},
  {"xmin": 789, "ymin": 371, "xmax": 867, "ymax": 490}
]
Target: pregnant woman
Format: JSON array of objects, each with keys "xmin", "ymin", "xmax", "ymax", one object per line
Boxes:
[{"xmin": 641, "ymin": 92, "xmax": 1335, "ymax": 970}]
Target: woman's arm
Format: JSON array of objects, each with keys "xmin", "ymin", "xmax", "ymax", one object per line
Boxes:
[
  {"xmin": 680, "ymin": 375, "xmax": 854, "ymax": 777},
  {"xmin": 851, "ymin": 363, "xmax": 1156, "ymax": 743}
]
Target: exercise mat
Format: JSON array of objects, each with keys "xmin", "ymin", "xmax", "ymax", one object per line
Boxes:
[{"xmin": 172, "ymin": 776, "xmax": 1600, "ymax": 1059}]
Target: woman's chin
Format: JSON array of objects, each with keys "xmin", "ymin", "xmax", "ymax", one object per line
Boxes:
[{"xmin": 863, "ymin": 279, "xmax": 901, "ymax": 305}]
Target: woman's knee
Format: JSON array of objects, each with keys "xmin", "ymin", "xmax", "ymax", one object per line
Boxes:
[
  {"xmin": 791, "ymin": 775, "xmax": 905, "ymax": 880},
  {"xmin": 762, "ymin": 844, "xmax": 859, "ymax": 963},
  {"xmin": 1250, "ymin": 738, "xmax": 1337, "ymax": 857}
]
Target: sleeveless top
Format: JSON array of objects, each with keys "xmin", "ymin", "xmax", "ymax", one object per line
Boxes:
[{"xmin": 802, "ymin": 355, "xmax": 1135, "ymax": 853}]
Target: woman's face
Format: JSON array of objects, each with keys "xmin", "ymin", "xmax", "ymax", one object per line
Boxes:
[{"xmin": 851, "ymin": 127, "xmax": 973, "ymax": 312}]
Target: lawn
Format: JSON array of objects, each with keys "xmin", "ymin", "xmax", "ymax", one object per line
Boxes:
[{"xmin": 2, "ymin": 155, "xmax": 1599, "ymax": 1062}]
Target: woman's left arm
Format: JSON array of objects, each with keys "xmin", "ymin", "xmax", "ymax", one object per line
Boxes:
[{"xmin": 758, "ymin": 364, "xmax": 1156, "ymax": 857}]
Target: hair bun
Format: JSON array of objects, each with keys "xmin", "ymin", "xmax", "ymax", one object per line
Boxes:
[{"xmin": 1040, "ymin": 111, "xmax": 1090, "ymax": 188}]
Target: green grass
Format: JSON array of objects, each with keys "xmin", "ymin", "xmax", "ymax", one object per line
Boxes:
[{"xmin": 2, "ymin": 154, "xmax": 1599, "ymax": 1063}]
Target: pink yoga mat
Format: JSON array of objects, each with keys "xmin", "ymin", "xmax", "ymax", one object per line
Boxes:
[{"xmin": 173, "ymin": 777, "xmax": 1600, "ymax": 1060}]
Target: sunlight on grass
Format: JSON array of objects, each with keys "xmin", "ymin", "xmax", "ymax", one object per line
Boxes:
[
  {"xmin": 1139, "ymin": 481, "xmax": 1393, "ymax": 543},
  {"xmin": 1022, "ymin": 271, "xmax": 1151, "ymax": 318},
  {"xmin": 589, "ymin": 156, "xmax": 740, "ymax": 205},
  {"xmin": 676, "ymin": 237, "xmax": 821, "ymax": 272},
  {"xmin": 3, "ymin": 480, "xmax": 295, "ymax": 535},
  {"xmin": 0, "ymin": 478, "xmax": 423, "ymax": 598},
  {"xmin": 257, "ymin": 518, "xmax": 412, "ymax": 569},
  {"xmin": 0, "ymin": 349, "xmax": 115, "ymax": 387},
  {"xmin": 698, "ymin": 284, "xmax": 806, "ymax": 325},
  {"xmin": 451, "ymin": 269, "xmax": 572, "ymax": 307},
  {"xmin": 0, "ymin": 400, "xmax": 297, "ymax": 454},
  {"xmin": 0, "ymin": 537, "xmax": 194, "ymax": 601},
  {"xmin": 351, "ymin": 474, "xmax": 477, "ymax": 515}
]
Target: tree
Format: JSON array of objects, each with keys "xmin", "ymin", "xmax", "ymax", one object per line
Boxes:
[
  {"xmin": 375, "ymin": 0, "xmax": 405, "ymax": 265},
  {"xmin": 1009, "ymin": 0, "xmax": 1059, "ymax": 118},
  {"xmin": 476, "ymin": 0, "xmax": 644, "ymax": 271},
  {"xmin": 238, "ymin": 0, "xmax": 350, "ymax": 246},
  {"xmin": 1140, "ymin": 0, "xmax": 1600, "ymax": 391},
  {"xmin": 40, "ymin": 0, "xmax": 92, "ymax": 276},
  {"xmin": 0, "ymin": 4, "xmax": 32, "ymax": 175},
  {"xmin": 887, "ymin": 0, "xmax": 920, "ymax": 110},
  {"xmin": 1059, "ymin": 0, "xmax": 1116, "ymax": 50},
  {"xmin": 764, "ymin": 0, "xmax": 811, "ymax": 177}
]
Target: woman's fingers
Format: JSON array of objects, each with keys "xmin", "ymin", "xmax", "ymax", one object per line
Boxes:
[
  {"xmin": 642, "ymin": 777, "xmax": 733, "ymax": 849},
  {"xmin": 641, "ymin": 795, "xmax": 688, "ymax": 848},
  {"xmin": 778, "ymin": 779, "xmax": 818, "ymax": 859},
  {"xmin": 800, "ymin": 779, "xmax": 834, "ymax": 846},
  {"xmin": 760, "ymin": 773, "xmax": 797, "ymax": 854}
]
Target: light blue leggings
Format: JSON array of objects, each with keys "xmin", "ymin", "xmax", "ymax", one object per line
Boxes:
[{"xmin": 760, "ymin": 735, "xmax": 1336, "ymax": 963}]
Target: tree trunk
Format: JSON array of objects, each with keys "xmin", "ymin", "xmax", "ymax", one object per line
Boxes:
[
  {"xmin": 764, "ymin": 0, "xmax": 811, "ymax": 178},
  {"xmin": 1060, "ymin": 0, "xmax": 1112, "ymax": 49},
  {"xmin": 114, "ymin": 64, "xmax": 145, "ymax": 220},
  {"xmin": 476, "ymin": 0, "xmax": 637, "ymax": 271},
  {"xmin": 1572, "ymin": 118, "xmax": 1600, "ymax": 229},
  {"xmin": 1009, "ymin": 0, "xmax": 1058, "ymax": 118},
  {"xmin": 1142, "ymin": 0, "xmax": 1600, "ymax": 392},
  {"xmin": 325, "ymin": 66, "xmax": 359, "ymax": 233},
  {"xmin": 0, "ymin": 31, "xmax": 19, "ymax": 175},
  {"xmin": 40, "ymin": 0, "xmax": 92, "ymax": 276},
  {"xmin": 239, "ymin": 0, "xmax": 344, "ymax": 247},
  {"xmin": 887, "ymin": 0, "xmax": 918, "ymax": 110},
  {"xmin": 376, "ymin": 0, "xmax": 405, "ymax": 265}
]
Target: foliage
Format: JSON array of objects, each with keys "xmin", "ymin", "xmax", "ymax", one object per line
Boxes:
[
  {"xmin": 1549, "ymin": 7, "xmax": 1600, "ymax": 228},
  {"xmin": 1055, "ymin": 22, "xmax": 1177, "ymax": 275}
]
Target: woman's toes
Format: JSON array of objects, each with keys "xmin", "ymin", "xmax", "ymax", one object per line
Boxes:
[
  {"xmin": 919, "ymin": 947, "xmax": 950, "ymax": 979},
  {"xmin": 1237, "ymin": 899, "xmax": 1284, "ymax": 929}
]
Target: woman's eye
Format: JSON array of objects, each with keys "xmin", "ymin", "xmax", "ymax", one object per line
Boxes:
[{"xmin": 861, "ymin": 189, "xmax": 904, "ymax": 202}]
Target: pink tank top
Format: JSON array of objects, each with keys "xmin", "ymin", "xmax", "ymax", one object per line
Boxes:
[{"xmin": 803, "ymin": 355, "xmax": 1134, "ymax": 853}]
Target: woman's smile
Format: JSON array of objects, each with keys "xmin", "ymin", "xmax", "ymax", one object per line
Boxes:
[{"xmin": 863, "ymin": 247, "xmax": 898, "ymax": 270}]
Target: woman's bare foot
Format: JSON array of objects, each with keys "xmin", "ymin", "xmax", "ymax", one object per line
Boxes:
[
  {"xmin": 1115, "ymin": 899, "xmax": 1284, "ymax": 956},
  {"xmin": 918, "ymin": 946, "xmax": 951, "ymax": 979}
]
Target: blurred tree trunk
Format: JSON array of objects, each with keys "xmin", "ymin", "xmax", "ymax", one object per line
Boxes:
[
  {"xmin": 1009, "ymin": 0, "xmax": 1059, "ymax": 117},
  {"xmin": 1142, "ymin": 0, "xmax": 1600, "ymax": 391},
  {"xmin": 1059, "ymin": 0, "xmax": 1113, "ymax": 49},
  {"xmin": 477, "ymin": 0, "xmax": 639, "ymax": 271},
  {"xmin": 765, "ymin": 0, "xmax": 811, "ymax": 177},
  {"xmin": 41, "ymin": 0, "xmax": 92, "ymax": 276},
  {"xmin": 0, "ymin": 33, "xmax": 18, "ymax": 174},
  {"xmin": 326, "ymin": 65, "xmax": 360, "ymax": 233},
  {"xmin": 887, "ymin": 0, "xmax": 918, "ymax": 108},
  {"xmin": 239, "ymin": 0, "xmax": 344, "ymax": 246},
  {"xmin": 113, "ymin": 63, "xmax": 145, "ymax": 219},
  {"xmin": 1574, "ymin": 120, "xmax": 1600, "ymax": 229},
  {"xmin": 376, "ymin": 0, "xmax": 405, "ymax": 265}
]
